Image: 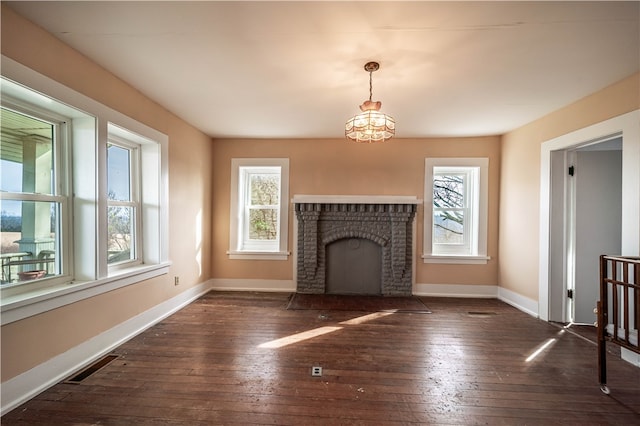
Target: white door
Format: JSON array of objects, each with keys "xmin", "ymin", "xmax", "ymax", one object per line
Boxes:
[{"xmin": 571, "ymin": 146, "xmax": 622, "ymax": 324}]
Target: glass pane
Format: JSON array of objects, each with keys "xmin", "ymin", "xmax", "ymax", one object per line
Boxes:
[
  {"xmin": 433, "ymin": 174, "xmax": 464, "ymax": 209},
  {"xmin": 107, "ymin": 144, "xmax": 131, "ymax": 201},
  {"xmin": 433, "ymin": 210, "xmax": 464, "ymax": 244},
  {"xmin": 107, "ymin": 206, "xmax": 135, "ymax": 264},
  {"xmin": 248, "ymin": 208, "xmax": 278, "ymax": 240},
  {"xmin": 1, "ymin": 200, "xmax": 60, "ymax": 284},
  {"xmin": 250, "ymin": 173, "xmax": 279, "ymax": 206},
  {"xmin": 1, "ymin": 108, "xmax": 55, "ymax": 195}
]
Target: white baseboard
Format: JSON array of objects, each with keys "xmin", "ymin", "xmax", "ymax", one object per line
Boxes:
[
  {"xmin": 413, "ymin": 283, "xmax": 539, "ymax": 318},
  {"xmin": 413, "ymin": 283, "xmax": 498, "ymax": 298},
  {"xmin": 1, "ymin": 280, "xmax": 213, "ymax": 416},
  {"xmin": 497, "ymin": 287, "xmax": 539, "ymax": 318},
  {"xmin": 209, "ymin": 278, "xmax": 295, "ymax": 293}
]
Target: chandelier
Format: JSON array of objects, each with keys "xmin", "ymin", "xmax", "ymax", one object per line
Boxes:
[{"xmin": 345, "ymin": 61, "xmax": 395, "ymax": 143}]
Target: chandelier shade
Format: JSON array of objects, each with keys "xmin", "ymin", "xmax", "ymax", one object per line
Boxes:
[
  {"xmin": 345, "ymin": 110, "xmax": 396, "ymax": 143},
  {"xmin": 345, "ymin": 61, "xmax": 395, "ymax": 143}
]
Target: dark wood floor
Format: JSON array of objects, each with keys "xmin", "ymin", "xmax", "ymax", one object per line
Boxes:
[{"xmin": 3, "ymin": 292, "xmax": 640, "ymax": 425}]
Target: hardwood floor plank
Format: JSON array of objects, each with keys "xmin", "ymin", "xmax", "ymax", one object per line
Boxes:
[{"xmin": 3, "ymin": 292, "xmax": 639, "ymax": 425}]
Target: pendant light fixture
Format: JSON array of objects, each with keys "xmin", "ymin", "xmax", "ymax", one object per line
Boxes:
[{"xmin": 345, "ymin": 61, "xmax": 395, "ymax": 143}]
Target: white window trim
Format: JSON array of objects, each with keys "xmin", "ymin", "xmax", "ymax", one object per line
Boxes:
[
  {"xmin": 423, "ymin": 157, "xmax": 490, "ymax": 265},
  {"xmin": 0, "ymin": 56, "xmax": 170, "ymax": 325},
  {"xmin": 228, "ymin": 158, "xmax": 290, "ymax": 260}
]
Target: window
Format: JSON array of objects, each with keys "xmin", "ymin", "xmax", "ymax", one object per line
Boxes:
[
  {"xmin": 432, "ymin": 167, "xmax": 477, "ymax": 255},
  {"xmin": 107, "ymin": 139, "xmax": 140, "ymax": 266},
  {"xmin": 423, "ymin": 158, "xmax": 490, "ymax": 264},
  {"xmin": 241, "ymin": 167, "xmax": 280, "ymax": 251},
  {"xmin": 228, "ymin": 158, "xmax": 289, "ymax": 260},
  {"xmin": 1, "ymin": 57, "xmax": 169, "ymax": 324},
  {"xmin": 0, "ymin": 106, "xmax": 68, "ymax": 285}
]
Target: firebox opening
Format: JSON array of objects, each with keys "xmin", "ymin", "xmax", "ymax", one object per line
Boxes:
[{"xmin": 326, "ymin": 238, "xmax": 382, "ymax": 295}]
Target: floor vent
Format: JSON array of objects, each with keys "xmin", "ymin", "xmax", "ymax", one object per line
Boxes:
[{"xmin": 65, "ymin": 354, "xmax": 118, "ymax": 384}]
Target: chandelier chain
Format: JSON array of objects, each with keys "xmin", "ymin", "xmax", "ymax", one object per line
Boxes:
[{"xmin": 369, "ymin": 71, "xmax": 373, "ymax": 102}]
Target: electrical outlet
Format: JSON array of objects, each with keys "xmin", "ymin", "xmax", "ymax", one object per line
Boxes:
[
  {"xmin": 174, "ymin": 276, "xmax": 180, "ymax": 286},
  {"xmin": 311, "ymin": 366, "xmax": 322, "ymax": 377}
]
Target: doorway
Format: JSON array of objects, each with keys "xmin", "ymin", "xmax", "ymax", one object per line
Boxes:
[
  {"xmin": 547, "ymin": 136, "xmax": 624, "ymax": 323},
  {"xmin": 540, "ymin": 110, "xmax": 639, "ymax": 323}
]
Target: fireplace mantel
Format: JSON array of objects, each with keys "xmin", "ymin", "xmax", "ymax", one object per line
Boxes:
[{"xmin": 292, "ymin": 195, "xmax": 422, "ymax": 205}]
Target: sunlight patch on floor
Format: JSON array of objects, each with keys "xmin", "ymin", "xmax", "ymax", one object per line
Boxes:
[
  {"xmin": 258, "ymin": 311, "xmax": 395, "ymax": 349},
  {"xmin": 339, "ymin": 311, "xmax": 395, "ymax": 325},
  {"xmin": 258, "ymin": 326, "xmax": 344, "ymax": 349},
  {"xmin": 525, "ymin": 337, "xmax": 558, "ymax": 362}
]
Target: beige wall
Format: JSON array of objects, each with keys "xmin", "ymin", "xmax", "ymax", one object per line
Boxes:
[
  {"xmin": 212, "ymin": 136, "xmax": 501, "ymax": 286},
  {"xmin": 499, "ymin": 73, "xmax": 639, "ymax": 301},
  {"xmin": 1, "ymin": 6, "xmax": 214, "ymax": 381}
]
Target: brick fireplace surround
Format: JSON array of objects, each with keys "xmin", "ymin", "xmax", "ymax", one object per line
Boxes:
[{"xmin": 293, "ymin": 195, "xmax": 419, "ymax": 296}]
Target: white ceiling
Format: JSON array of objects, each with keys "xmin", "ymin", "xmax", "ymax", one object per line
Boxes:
[{"xmin": 6, "ymin": 1, "xmax": 639, "ymax": 139}]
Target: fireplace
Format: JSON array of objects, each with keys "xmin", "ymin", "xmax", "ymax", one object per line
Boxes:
[{"xmin": 293, "ymin": 195, "xmax": 419, "ymax": 296}]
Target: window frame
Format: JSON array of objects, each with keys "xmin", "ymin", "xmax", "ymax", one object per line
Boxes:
[
  {"xmin": 106, "ymin": 135, "xmax": 142, "ymax": 269},
  {"xmin": 228, "ymin": 158, "xmax": 290, "ymax": 260},
  {"xmin": 423, "ymin": 157, "xmax": 490, "ymax": 265},
  {"xmin": 431, "ymin": 167, "xmax": 477, "ymax": 255},
  {"xmin": 0, "ymin": 101, "xmax": 72, "ymax": 288},
  {"xmin": 0, "ymin": 56, "xmax": 170, "ymax": 325},
  {"xmin": 240, "ymin": 166, "xmax": 281, "ymax": 251}
]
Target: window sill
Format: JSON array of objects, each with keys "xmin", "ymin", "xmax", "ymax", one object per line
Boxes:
[
  {"xmin": 0, "ymin": 262, "xmax": 171, "ymax": 325},
  {"xmin": 226, "ymin": 250, "xmax": 290, "ymax": 260},
  {"xmin": 422, "ymin": 255, "xmax": 491, "ymax": 265}
]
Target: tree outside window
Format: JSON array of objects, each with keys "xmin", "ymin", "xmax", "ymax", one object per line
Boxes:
[
  {"xmin": 433, "ymin": 173, "xmax": 466, "ymax": 245},
  {"xmin": 247, "ymin": 173, "xmax": 279, "ymax": 241}
]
